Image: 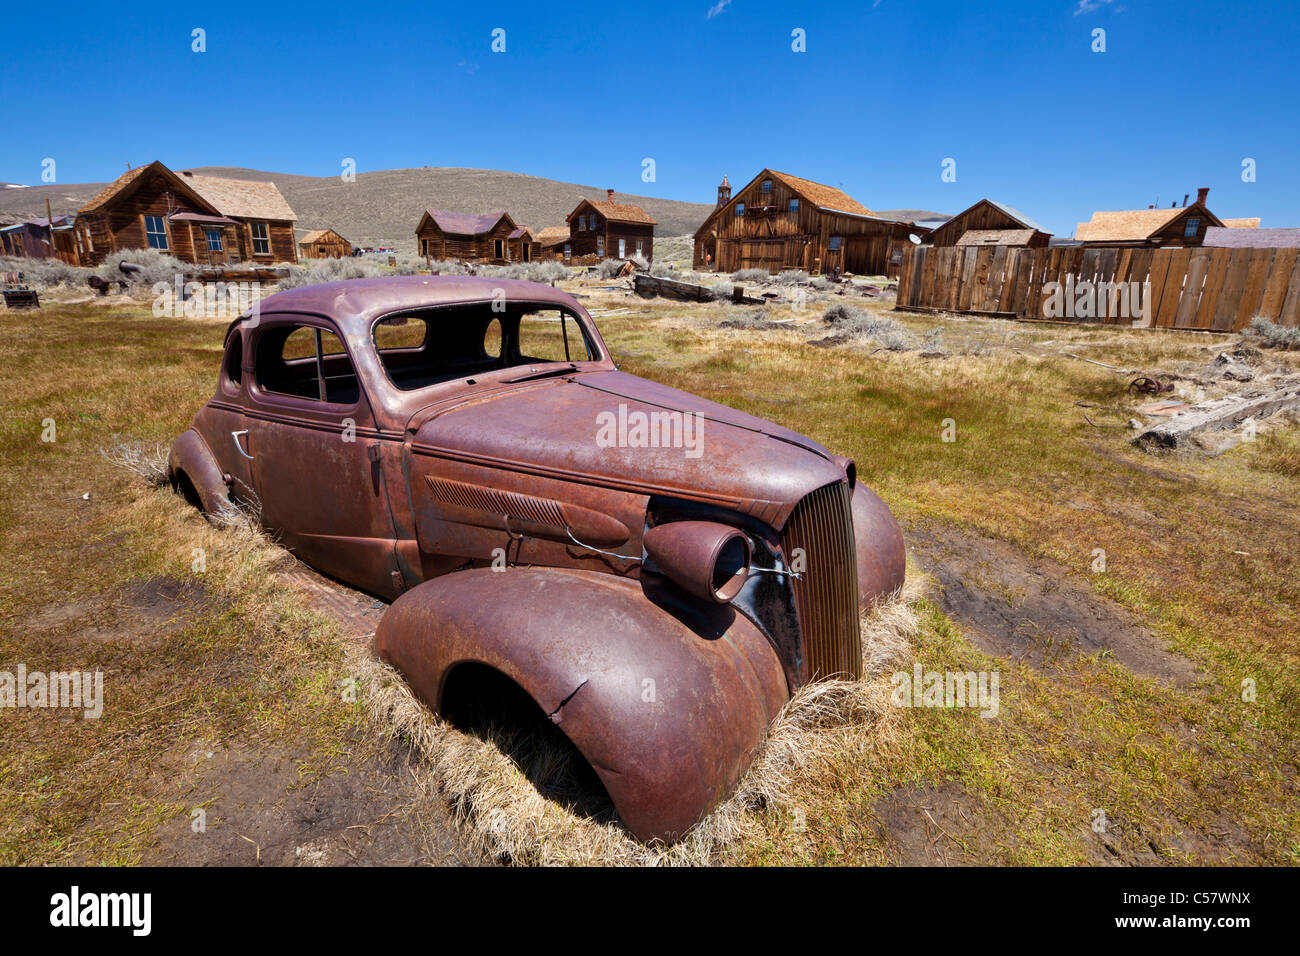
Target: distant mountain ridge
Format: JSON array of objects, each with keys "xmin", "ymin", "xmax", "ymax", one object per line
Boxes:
[{"xmin": 0, "ymin": 166, "xmax": 717, "ymax": 251}]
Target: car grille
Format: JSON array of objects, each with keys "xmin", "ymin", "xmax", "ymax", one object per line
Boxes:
[{"xmin": 781, "ymin": 480, "xmax": 862, "ymax": 682}]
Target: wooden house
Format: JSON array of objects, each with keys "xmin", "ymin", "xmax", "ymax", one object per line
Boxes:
[
  {"xmin": 565, "ymin": 190, "xmax": 655, "ymax": 263},
  {"xmin": 692, "ymin": 170, "xmax": 922, "ymax": 277},
  {"xmin": 508, "ymin": 226, "xmax": 541, "ymax": 263},
  {"xmin": 537, "ymin": 226, "xmax": 570, "ymax": 262},
  {"xmin": 415, "ymin": 209, "xmax": 524, "ymax": 264},
  {"xmin": 298, "ymin": 228, "xmax": 353, "ymax": 259},
  {"xmin": 1075, "ymin": 187, "xmax": 1231, "ymax": 247},
  {"xmin": 0, "ymin": 216, "xmax": 77, "ymax": 262},
  {"xmin": 72, "ymin": 161, "xmax": 298, "ymax": 266},
  {"xmin": 927, "ymin": 199, "xmax": 1050, "ymax": 248}
]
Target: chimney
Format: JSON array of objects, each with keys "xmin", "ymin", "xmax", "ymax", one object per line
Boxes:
[
  {"xmin": 1148, "ymin": 204, "xmax": 1155, "ymax": 209},
  {"xmin": 606, "ymin": 188, "xmax": 614, "ymax": 202},
  {"xmin": 1196, "ymin": 186, "xmax": 1209, "ymax": 206},
  {"xmin": 1182, "ymin": 193, "xmax": 1189, "ymax": 207}
]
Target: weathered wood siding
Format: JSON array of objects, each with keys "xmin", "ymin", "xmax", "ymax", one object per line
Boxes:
[
  {"xmin": 895, "ymin": 244, "xmax": 1300, "ymax": 331},
  {"xmin": 929, "ymin": 200, "xmax": 1047, "ymax": 247},
  {"xmin": 417, "ymin": 220, "xmax": 517, "ymax": 263}
]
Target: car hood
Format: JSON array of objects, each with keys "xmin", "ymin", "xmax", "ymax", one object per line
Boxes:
[{"xmin": 406, "ymin": 370, "xmax": 847, "ymax": 526}]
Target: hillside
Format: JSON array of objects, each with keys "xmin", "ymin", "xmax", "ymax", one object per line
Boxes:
[{"xmin": 0, "ymin": 166, "xmax": 716, "ymax": 252}]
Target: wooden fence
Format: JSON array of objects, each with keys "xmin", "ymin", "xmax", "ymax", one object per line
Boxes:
[{"xmin": 895, "ymin": 244, "xmax": 1300, "ymax": 331}]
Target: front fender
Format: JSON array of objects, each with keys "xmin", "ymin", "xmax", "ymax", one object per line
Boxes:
[
  {"xmin": 851, "ymin": 484, "xmax": 906, "ymax": 609},
  {"xmin": 168, "ymin": 429, "xmax": 231, "ymax": 516},
  {"xmin": 374, "ymin": 566, "xmax": 788, "ymax": 843}
]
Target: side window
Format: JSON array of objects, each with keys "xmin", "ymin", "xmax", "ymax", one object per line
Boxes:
[
  {"xmin": 256, "ymin": 324, "xmax": 359, "ymax": 404},
  {"xmin": 483, "ymin": 318, "xmax": 502, "ymax": 360},
  {"xmin": 224, "ymin": 331, "xmax": 243, "ymax": 386},
  {"xmin": 516, "ymin": 310, "xmax": 592, "ymax": 364},
  {"xmin": 373, "ymin": 315, "xmax": 427, "ymax": 350},
  {"xmin": 251, "ymin": 222, "xmax": 271, "ymax": 255}
]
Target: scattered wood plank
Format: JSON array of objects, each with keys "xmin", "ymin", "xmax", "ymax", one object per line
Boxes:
[
  {"xmin": 1133, "ymin": 376, "xmax": 1300, "ymax": 450},
  {"xmin": 632, "ymin": 272, "xmax": 763, "ymax": 304}
]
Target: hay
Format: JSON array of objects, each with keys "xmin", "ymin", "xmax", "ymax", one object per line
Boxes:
[{"xmin": 356, "ymin": 571, "xmax": 926, "ymax": 865}]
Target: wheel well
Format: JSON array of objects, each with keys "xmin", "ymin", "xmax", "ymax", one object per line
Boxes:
[
  {"xmin": 438, "ymin": 662, "xmax": 613, "ymax": 820},
  {"xmin": 171, "ymin": 468, "xmax": 204, "ymax": 511}
]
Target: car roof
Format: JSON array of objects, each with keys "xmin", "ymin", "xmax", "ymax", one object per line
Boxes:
[{"xmin": 244, "ymin": 275, "xmax": 584, "ymax": 334}]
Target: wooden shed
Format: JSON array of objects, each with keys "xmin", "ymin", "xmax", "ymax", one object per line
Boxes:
[
  {"xmin": 72, "ymin": 160, "xmax": 298, "ymax": 266},
  {"xmin": 565, "ymin": 190, "xmax": 655, "ymax": 263},
  {"xmin": 415, "ymin": 209, "xmax": 522, "ymax": 264},
  {"xmin": 508, "ymin": 226, "xmax": 541, "ymax": 263},
  {"xmin": 0, "ymin": 216, "xmax": 77, "ymax": 262},
  {"xmin": 298, "ymin": 228, "xmax": 353, "ymax": 259},
  {"xmin": 1075, "ymin": 187, "xmax": 1234, "ymax": 247},
  {"xmin": 537, "ymin": 226, "xmax": 570, "ymax": 262},
  {"xmin": 692, "ymin": 169, "xmax": 922, "ymax": 277},
  {"xmin": 928, "ymin": 198, "xmax": 1050, "ymax": 248}
]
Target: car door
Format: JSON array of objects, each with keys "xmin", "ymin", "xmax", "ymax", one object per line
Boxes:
[{"xmin": 243, "ymin": 314, "xmax": 403, "ymax": 598}]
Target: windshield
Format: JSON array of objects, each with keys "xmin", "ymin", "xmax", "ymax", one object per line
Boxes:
[{"xmin": 371, "ymin": 304, "xmax": 597, "ymax": 391}]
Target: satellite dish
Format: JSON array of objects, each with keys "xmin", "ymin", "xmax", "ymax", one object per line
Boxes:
[{"xmin": 908, "ymin": 233, "xmax": 922, "ymax": 244}]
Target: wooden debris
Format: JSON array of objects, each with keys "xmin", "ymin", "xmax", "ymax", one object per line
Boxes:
[
  {"xmin": 632, "ymin": 273, "xmax": 763, "ymax": 304},
  {"xmin": 1133, "ymin": 376, "xmax": 1300, "ymax": 450}
]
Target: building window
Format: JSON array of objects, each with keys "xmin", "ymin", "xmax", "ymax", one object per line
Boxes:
[
  {"xmin": 205, "ymin": 229, "xmax": 223, "ymax": 252},
  {"xmin": 829, "ymin": 236, "xmax": 843, "ymax": 251},
  {"xmin": 1184, "ymin": 217, "xmax": 1201, "ymax": 238},
  {"xmin": 735, "ymin": 203, "xmax": 745, "ymax": 216},
  {"xmin": 788, "ymin": 198, "xmax": 800, "ymax": 213},
  {"xmin": 635, "ymin": 239, "xmax": 643, "ymax": 256},
  {"xmin": 578, "ymin": 215, "xmax": 586, "ymax": 231},
  {"xmin": 590, "ymin": 216, "xmax": 600, "ymax": 231},
  {"xmin": 250, "ymin": 222, "xmax": 270, "ymax": 255},
  {"xmin": 144, "ymin": 215, "xmax": 168, "ymax": 250},
  {"xmin": 618, "ymin": 238, "xmax": 626, "ymax": 258},
  {"xmin": 761, "ymin": 179, "xmax": 772, "ymax": 196},
  {"xmin": 597, "ymin": 236, "xmax": 605, "ymax": 256}
]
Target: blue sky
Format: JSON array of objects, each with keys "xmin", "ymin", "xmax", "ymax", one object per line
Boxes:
[{"xmin": 2, "ymin": 0, "xmax": 1297, "ymax": 236}]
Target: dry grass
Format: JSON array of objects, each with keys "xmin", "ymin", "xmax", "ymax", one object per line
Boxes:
[{"xmin": 357, "ymin": 575, "xmax": 924, "ymax": 866}]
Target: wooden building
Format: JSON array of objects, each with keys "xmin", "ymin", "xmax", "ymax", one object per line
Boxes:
[
  {"xmin": 0, "ymin": 216, "xmax": 77, "ymax": 262},
  {"xmin": 537, "ymin": 226, "xmax": 570, "ymax": 262},
  {"xmin": 1075, "ymin": 187, "xmax": 1235, "ymax": 247},
  {"xmin": 72, "ymin": 161, "xmax": 298, "ymax": 266},
  {"xmin": 508, "ymin": 226, "xmax": 541, "ymax": 263},
  {"xmin": 565, "ymin": 190, "xmax": 655, "ymax": 263},
  {"xmin": 692, "ymin": 170, "xmax": 922, "ymax": 277},
  {"xmin": 298, "ymin": 228, "xmax": 353, "ymax": 259},
  {"xmin": 928, "ymin": 198, "xmax": 1050, "ymax": 248},
  {"xmin": 416, "ymin": 209, "xmax": 528, "ymax": 264}
]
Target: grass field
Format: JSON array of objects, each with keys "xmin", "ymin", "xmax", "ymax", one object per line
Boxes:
[{"xmin": 1, "ymin": 280, "xmax": 1297, "ymax": 865}]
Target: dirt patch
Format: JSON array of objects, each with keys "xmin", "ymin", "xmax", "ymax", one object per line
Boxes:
[
  {"xmin": 906, "ymin": 522, "xmax": 1200, "ymax": 686},
  {"xmin": 873, "ymin": 784, "xmax": 992, "ymax": 865},
  {"xmin": 146, "ymin": 735, "xmax": 482, "ymax": 866}
]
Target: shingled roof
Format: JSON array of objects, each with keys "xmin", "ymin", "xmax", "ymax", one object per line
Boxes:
[
  {"xmin": 179, "ymin": 171, "xmax": 297, "ymax": 222},
  {"xmin": 1203, "ymin": 227, "xmax": 1300, "ymax": 248},
  {"xmin": 1222, "ymin": 218, "xmax": 1261, "ymax": 229},
  {"xmin": 536, "ymin": 226, "xmax": 569, "ymax": 244},
  {"xmin": 767, "ymin": 170, "xmax": 874, "ymax": 217},
  {"xmin": 78, "ymin": 161, "xmax": 218, "ymax": 216},
  {"xmin": 956, "ymin": 228, "xmax": 1039, "ymax": 247},
  {"xmin": 1076, "ymin": 205, "xmax": 1223, "ymax": 242},
  {"xmin": 576, "ymin": 198, "xmax": 657, "ymax": 225}
]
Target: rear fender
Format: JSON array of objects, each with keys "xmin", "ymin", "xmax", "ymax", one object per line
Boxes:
[
  {"xmin": 168, "ymin": 429, "xmax": 231, "ymax": 517},
  {"xmin": 375, "ymin": 566, "xmax": 788, "ymax": 843}
]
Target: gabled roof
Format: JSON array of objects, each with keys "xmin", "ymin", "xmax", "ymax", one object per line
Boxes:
[
  {"xmin": 1202, "ymin": 227, "xmax": 1300, "ymax": 248},
  {"xmin": 1222, "ymin": 218, "xmax": 1261, "ymax": 229},
  {"xmin": 77, "ymin": 160, "xmax": 221, "ymax": 217},
  {"xmin": 507, "ymin": 226, "xmax": 536, "ymax": 241},
  {"xmin": 570, "ymin": 198, "xmax": 656, "ymax": 225},
  {"xmin": 1076, "ymin": 204, "xmax": 1223, "ymax": 242},
  {"xmin": 300, "ymin": 228, "xmax": 349, "ymax": 244},
  {"xmin": 956, "ymin": 228, "xmax": 1039, "ymax": 246},
  {"xmin": 984, "ymin": 199, "xmax": 1044, "ymax": 233},
  {"xmin": 766, "ymin": 170, "xmax": 874, "ymax": 217},
  {"xmin": 537, "ymin": 226, "xmax": 569, "ymax": 244},
  {"xmin": 179, "ymin": 171, "xmax": 297, "ymax": 222},
  {"xmin": 419, "ymin": 209, "xmax": 515, "ymax": 235}
]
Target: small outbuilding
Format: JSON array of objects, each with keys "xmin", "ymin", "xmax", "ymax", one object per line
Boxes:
[
  {"xmin": 298, "ymin": 228, "xmax": 353, "ymax": 259},
  {"xmin": 928, "ymin": 199, "xmax": 1050, "ymax": 248},
  {"xmin": 0, "ymin": 216, "xmax": 77, "ymax": 262},
  {"xmin": 537, "ymin": 226, "xmax": 570, "ymax": 262}
]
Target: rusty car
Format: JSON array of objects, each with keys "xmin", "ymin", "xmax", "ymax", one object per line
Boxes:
[{"xmin": 168, "ymin": 275, "xmax": 905, "ymax": 842}]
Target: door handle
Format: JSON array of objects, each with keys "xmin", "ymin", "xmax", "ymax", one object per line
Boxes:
[{"xmin": 231, "ymin": 430, "xmax": 255, "ymax": 460}]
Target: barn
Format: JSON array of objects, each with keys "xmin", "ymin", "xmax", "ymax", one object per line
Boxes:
[
  {"xmin": 692, "ymin": 169, "xmax": 922, "ymax": 277},
  {"xmin": 565, "ymin": 191, "xmax": 655, "ymax": 263},
  {"xmin": 928, "ymin": 198, "xmax": 1050, "ymax": 248},
  {"xmin": 298, "ymin": 228, "xmax": 353, "ymax": 259},
  {"xmin": 72, "ymin": 161, "xmax": 298, "ymax": 266},
  {"xmin": 416, "ymin": 209, "xmax": 529, "ymax": 264}
]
